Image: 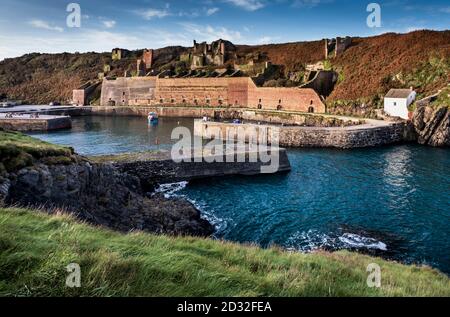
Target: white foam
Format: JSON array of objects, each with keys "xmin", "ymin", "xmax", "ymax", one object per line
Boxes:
[
  {"xmin": 285, "ymin": 230, "xmax": 388, "ymax": 253},
  {"xmin": 154, "ymin": 181, "xmax": 188, "ymax": 198},
  {"xmin": 338, "ymin": 233, "xmax": 388, "ymax": 251}
]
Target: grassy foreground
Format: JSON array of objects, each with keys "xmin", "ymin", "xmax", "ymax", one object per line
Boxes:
[{"xmin": 0, "ymin": 207, "xmax": 449, "ymax": 297}]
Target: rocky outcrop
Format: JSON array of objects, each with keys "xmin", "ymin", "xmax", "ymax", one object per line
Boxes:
[
  {"xmin": 412, "ymin": 106, "xmax": 450, "ymax": 147},
  {"xmin": 2, "ymin": 161, "xmax": 214, "ymax": 237}
]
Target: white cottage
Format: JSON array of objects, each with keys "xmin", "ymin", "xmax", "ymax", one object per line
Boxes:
[{"xmin": 384, "ymin": 88, "xmax": 416, "ymax": 120}]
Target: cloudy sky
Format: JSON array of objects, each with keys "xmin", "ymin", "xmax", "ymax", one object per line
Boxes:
[{"xmin": 0, "ymin": 0, "xmax": 449, "ymax": 60}]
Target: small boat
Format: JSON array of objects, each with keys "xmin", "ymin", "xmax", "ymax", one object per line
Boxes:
[{"xmin": 148, "ymin": 112, "xmax": 159, "ymax": 124}]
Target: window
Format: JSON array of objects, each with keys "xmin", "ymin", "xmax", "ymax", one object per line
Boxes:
[{"xmin": 393, "ymin": 102, "xmax": 397, "ymax": 106}]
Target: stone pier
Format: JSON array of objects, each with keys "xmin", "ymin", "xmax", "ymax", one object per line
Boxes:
[
  {"xmin": 0, "ymin": 114, "xmax": 72, "ymax": 131},
  {"xmin": 90, "ymin": 146, "xmax": 291, "ymax": 188},
  {"xmin": 194, "ymin": 120, "xmax": 406, "ymax": 149}
]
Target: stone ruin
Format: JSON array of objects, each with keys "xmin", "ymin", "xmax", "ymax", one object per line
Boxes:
[
  {"xmin": 190, "ymin": 39, "xmax": 236, "ymax": 70},
  {"xmin": 136, "ymin": 49, "xmax": 154, "ymax": 76},
  {"xmin": 324, "ymin": 36, "xmax": 352, "ymax": 59},
  {"xmin": 111, "ymin": 48, "xmax": 130, "ymax": 61}
]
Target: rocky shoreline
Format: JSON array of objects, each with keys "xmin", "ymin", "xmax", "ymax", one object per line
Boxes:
[
  {"xmin": 0, "ymin": 155, "xmax": 214, "ymax": 237},
  {"xmin": 412, "ymin": 106, "xmax": 450, "ymax": 147}
]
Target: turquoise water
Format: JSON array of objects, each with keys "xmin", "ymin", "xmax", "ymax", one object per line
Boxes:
[{"xmin": 30, "ymin": 116, "xmax": 450, "ymax": 273}]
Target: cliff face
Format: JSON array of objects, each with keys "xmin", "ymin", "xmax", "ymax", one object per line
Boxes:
[
  {"xmin": 0, "ymin": 161, "xmax": 214, "ymax": 237},
  {"xmin": 412, "ymin": 106, "xmax": 450, "ymax": 147}
]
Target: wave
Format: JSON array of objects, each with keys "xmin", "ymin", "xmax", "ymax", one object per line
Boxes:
[
  {"xmin": 285, "ymin": 230, "xmax": 388, "ymax": 253},
  {"xmin": 154, "ymin": 182, "xmax": 188, "ymax": 198}
]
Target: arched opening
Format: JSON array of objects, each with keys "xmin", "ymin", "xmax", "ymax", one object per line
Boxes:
[
  {"xmin": 308, "ymin": 106, "xmax": 315, "ymax": 113},
  {"xmin": 277, "ymin": 104, "xmax": 283, "ymax": 111}
]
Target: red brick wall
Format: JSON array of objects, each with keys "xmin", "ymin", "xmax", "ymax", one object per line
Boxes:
[
  {"xmin": 101, "ymin": 76, "xmax": 325, "ymax": 113},
  {"xmin": 248, "ymin": 86, "xmax": 325, "ymax": 113}
]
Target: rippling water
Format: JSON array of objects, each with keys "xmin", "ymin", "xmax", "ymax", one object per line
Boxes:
[{"xmin": 30, "ymin": 116, "xmax": 450, "ymax": 273}]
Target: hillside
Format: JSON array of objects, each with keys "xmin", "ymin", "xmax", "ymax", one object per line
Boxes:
[
  {"xmin": 0, "ymin": 46, "xmax": 187, "ymax": 105},
  {"xmin": 0, "ymin": 30, "xmax": 449, "ymax": 108},
  {"xmin": 0, "ymin": 207, "xmax": 449, "ymax": 297}
]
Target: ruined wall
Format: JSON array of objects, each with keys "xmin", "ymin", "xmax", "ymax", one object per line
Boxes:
[
  {"xmin": 143, "ymin": 49, "xmax": 153, "ymax": 69},
  {"xmin": 301, "ymin": 70, "xmax": 337, "ymax": 98}
]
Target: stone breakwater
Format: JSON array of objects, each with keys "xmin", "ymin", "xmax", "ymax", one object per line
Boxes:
[
  {"xmin": 0, "ymin": 114, "xmax": 72, "ymax": 131},
  {"xmin": 194, "ymin": 120, "xmax": 406, "ymax": 149},
  {"xmin": 90, "ymin": 147, "xmax": 291, "ymax": 190}
]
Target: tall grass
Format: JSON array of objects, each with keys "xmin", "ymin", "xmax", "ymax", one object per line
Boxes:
[{"xmin": 0, "ymin": 207, "xmax": 448, "ymax": 297}]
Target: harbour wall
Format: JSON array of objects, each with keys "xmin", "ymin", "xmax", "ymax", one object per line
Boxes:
[
  {"xmin": 0, "ymin": 116, "xmax": 72, "ymax": 131},
  {"xmin": 194, "ymin": 120, "xmax": 406, "ymax": 149},
  {"xmin": 93, "ymin": 148, "xmax": 291, "ymax": 186}
]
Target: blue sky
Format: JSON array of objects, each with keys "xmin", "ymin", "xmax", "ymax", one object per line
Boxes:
[{"xmin": 0, "ymin": 0, "xmax": 449, "ymax": 60}]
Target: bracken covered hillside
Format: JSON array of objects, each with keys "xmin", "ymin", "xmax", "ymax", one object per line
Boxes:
[
  {"xmin": 0, "ymin": 47, "xmax": 187, "ymax": 104},
  {"xmin": 329, "ymin": 30, "xmax": 450, "ymax": 101},
  {"xmin": 0, "ymin": 30, "xmax": 448, "ymax": 106}
]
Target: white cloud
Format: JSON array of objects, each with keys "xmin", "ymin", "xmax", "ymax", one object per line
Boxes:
[
  {"xmin": 138, "ymin": 8, "xmax": 170, "ymax": 20},
  {"xmin": 102, "ymin": 20, "xmax": 116, "ymax": 28},
  {"xmin": 440, "ymin": 7, "xmax": 450, "ymax": 13},
  {"xmin": 29, "ymin": 19, "xmax": 64, "ymax": 32},
  {"xmin": 224, "ymin": 0, "xmax": 266, "ymax": 11},
  {"xmin": 256, "ymin": 36, "xmax": 272, "ymax": 44},
  {"xmin": 206, "ymin": 7, "xmax": 220, "ymax": 16},
  {"xmin": 180, "ymin": 22, "xmax": 243, "ymax": 42},
  {"xmin": 292, "ymin": 0, "xmax": 333, "ymax": 8}
]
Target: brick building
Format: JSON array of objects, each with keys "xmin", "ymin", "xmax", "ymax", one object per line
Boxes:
[{"xmin": 100, "ymin": 77, "xmax": 325, "ymax": 113}]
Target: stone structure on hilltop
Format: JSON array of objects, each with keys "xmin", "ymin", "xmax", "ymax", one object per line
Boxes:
[
  {"xmin": 112, "ymin": 48, "xmax": 130, "ymax": 61},
  {"xmin": 324, "ymin": 37, "xmax": 352, "ymax": 59},
  {"xmin": 189, "ymin": 39, "xmax": 237, "ymax": 70},
  {"xmin": 142, "ymin": 49, "xmax": 153, "ymax": 69},
  {"xmin": 136, "ymin": 49, "xmax": 154, "ymax": 76}
]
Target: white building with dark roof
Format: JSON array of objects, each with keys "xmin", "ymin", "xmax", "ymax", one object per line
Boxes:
[{"xmin": 384, "ymin": 88, "xmax": 416, "ymax": 120}]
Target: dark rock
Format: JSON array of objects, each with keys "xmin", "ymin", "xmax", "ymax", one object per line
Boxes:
[
  {"xmin": 5, "ymin": 161, "xmax": 214, "ymax": 237},
  {"xmin": 412, "ymin": 106, "xmax": 449, "ymax": 147}
]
